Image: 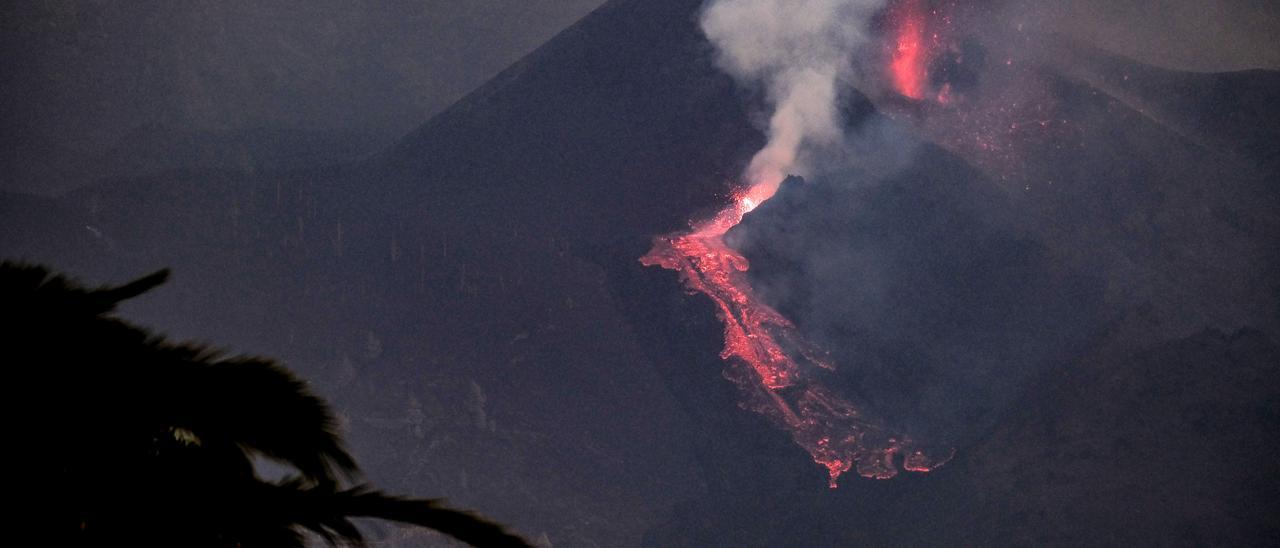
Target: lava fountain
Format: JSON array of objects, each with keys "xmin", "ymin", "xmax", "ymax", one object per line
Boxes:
[
  {"xmin": 889, "ymin": 0, "xmax": 929, "ymax": 99},
  {"xmin": 886, "ymin": 0, "xmax": 958, "ymax": 103},
  {"xmin": 641, "ymin": 176, "xmax": 953, "ymax": 487}
]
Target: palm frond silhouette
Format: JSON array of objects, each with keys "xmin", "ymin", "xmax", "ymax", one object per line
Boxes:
[{"xmin": 3, "ymin": 262, "xmax": 531, "ymax": 547}]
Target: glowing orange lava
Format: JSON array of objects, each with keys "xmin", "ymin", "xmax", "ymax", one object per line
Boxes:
[
  {"xmin": 890, "ymin": 0, "xmax": 928, "ymax": 100},
  {"xmin": 887, "ymin": 0, "xmax": 960, "ymax": 103},
  {"xmin": 642, "ymin": 182, "xmax": 952, "ymax": 487}
]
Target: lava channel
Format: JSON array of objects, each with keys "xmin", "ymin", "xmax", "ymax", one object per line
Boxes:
[{"xmin": 641, "ymin": 183, "xmax": 953, "ymax": 487}]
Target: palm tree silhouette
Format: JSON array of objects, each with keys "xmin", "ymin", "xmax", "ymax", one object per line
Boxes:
[{"xmin": 3, "ymin": 262, "xmax": 531, "ymax": 547}]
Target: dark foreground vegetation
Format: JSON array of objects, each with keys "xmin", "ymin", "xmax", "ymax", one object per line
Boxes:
[{"xmin": 3, "ymin": 262, "xmax": 530, "ymax": 547}]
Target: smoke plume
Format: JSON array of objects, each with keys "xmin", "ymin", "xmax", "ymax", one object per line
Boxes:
[{"xmin": 700, "ymin": 0, "xmax": 886, "ymax": 189}]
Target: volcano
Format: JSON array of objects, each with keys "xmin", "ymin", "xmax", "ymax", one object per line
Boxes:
[{"xmin": 3, "ymin": 0, "xmax": 1279, "ymax": 545}]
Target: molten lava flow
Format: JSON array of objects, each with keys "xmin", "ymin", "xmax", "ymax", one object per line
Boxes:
[
  {"xmin": 642, "ymin": 182, "xmax": 952, "ymax": 487},
  {"xmin": 889, "ymin": 0, "xmax": 928, "ymax": 100}
]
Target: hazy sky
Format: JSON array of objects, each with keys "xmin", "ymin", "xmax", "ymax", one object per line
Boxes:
[
  {"xmin": 1044, "ymin": 0, "xmax": 1280, "ymax": 72},
  {"xmin": 1, "ymin": 0, "xmax": 1276, "ymax": 195},
  {"xmin": 1, "ymin": 0, "xmax": 604, "ymax": 137},
  {"xmin": 0, "ymin": 0, "xmax": 603, "ymax": 194}
]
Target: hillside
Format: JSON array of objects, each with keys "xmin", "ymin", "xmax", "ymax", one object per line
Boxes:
[{"xmin": 2, "ymin": 0, "xmax": 1277, "ymax": 544}]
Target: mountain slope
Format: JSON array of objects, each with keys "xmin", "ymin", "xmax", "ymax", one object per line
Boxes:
[{"xmin": 2, "ymin": 0, "xmax": 1278, "ymax": 545}]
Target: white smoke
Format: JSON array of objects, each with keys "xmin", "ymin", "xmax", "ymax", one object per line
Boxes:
[{"xmin": 700, "ymin": 0, "xmax": 886, "ymax": 188}]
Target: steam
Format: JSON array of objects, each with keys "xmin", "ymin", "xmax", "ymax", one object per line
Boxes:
[
  {"xmin": 647, "ymin": 0, "xmax": 968, "ymax": 486},
  {"xmin": 700, "ymin": 0, "xmax": 886, "ymax": 188}
]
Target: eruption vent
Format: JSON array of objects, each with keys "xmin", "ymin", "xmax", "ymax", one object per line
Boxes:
[
  {"xmin": 642, "ymin": 0, "xmax": 953, "ymax": 487},
  {"xmin": 886, "ymin": 0, "xmax": 959, "ymax": 102},
  {"xmin": 889, "ymin": 0, "xmax": 928, "ymax": 99}
]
